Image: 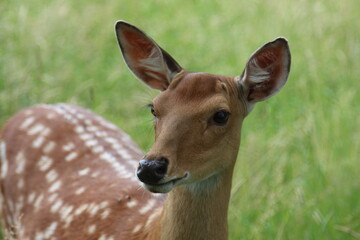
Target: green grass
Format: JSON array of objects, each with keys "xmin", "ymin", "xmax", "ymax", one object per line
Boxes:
[{"xmin": 1, "ymin": 0, "xmax": 360, "ymax": 239}]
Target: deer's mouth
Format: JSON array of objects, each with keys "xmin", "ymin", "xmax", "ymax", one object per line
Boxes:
[{"xmin": 142, "ymin": 172, "xmax": 189, "ymax": 193}]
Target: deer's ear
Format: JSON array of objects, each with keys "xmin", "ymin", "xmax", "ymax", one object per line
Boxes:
[
  {"xmin": 239, "ymin": 38, "xmax": 291, "ymax": 103},
  {"xmin": 115, "ymin": 21, "xmax": 182, "ymax": 91}
]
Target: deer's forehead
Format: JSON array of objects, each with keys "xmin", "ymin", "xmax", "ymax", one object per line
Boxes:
[{"xmin": 155, "ymin": 72, "xmax": 236, "ymax": 106}]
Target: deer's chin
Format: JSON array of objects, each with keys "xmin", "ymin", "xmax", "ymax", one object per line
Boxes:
[{"xmin": 141, "ymin": 172, "xmax": 189, "ymax": 193}]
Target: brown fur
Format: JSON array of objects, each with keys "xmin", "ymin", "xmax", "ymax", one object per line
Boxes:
[
  {"xmin": 0, "ymin": 104, "xmax": 163, "ymax": 240},
  {"xmin": 0, "ymin": 21, "xmax": 290, "ymax": 240}
]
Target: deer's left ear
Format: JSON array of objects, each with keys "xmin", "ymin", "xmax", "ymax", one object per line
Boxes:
[{"xmin": 238, "ymin": 38, "xmax": 291, "ymax": 103}]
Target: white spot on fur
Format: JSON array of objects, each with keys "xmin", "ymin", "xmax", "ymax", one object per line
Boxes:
[
  {"xmin": 80, "ymin": 133, "xmax": 92, "ymax": 141},
  {"xmin": 37, "ymin": 156, "xmax": 53, "ymax": 171},
  {"xmin": 88, "ymin": 203, "xmax": 100, "ymax": 216},
  {"xmin": 91, "ymin": 171, "xmax": 100, "ymax": 178},
  {"xmin": 95, "ymin": 116, "xmax": 118, "ymax": 130},
  {"xmin": 87, "ymin": 126, "xmax": 98, "ymax": 132},
  {"xmin": 78, "ymin": 168, "xmax": 90, "ymax": 176},
  {"xmin": 32, "ymin": 124, "xmax": 51, "ymax": 148},
  {"xmin": 27, "ymin": 124, "xmax": 45, "ymax": 135},
  {"xmin": 34, "ymin": 194, "xmax": 44, "ymax": 211},
  {"xmin": 74, "ymin": 204, "xmax": 88, "ymax": 215},
  {"xmin": 32, "ymin": 136, "xmax": 45, "ymax": 148},
  {"xmin": 117, "ymin": 148, "xmax": 132, "ymax": 160},
  {"xmin": 62, "ymin": 142, "xmax": 75, "ymax": 152},
  {"xmin": 98, "ymin": 234, "xmax": 107, "ymax": 240},
  {"xmin": 27, "ymin": 192, "xmax": 36, "ymax": 204},
  {"xmin": 132, "ymin": 223, "xmax": 143, "ymax": 233},
  {"xmin": 100, "ymin": 152, "xmax": 127, "ymax": 176},
  {"xmin": 99, "ymin": 201, "xmax": 109, "ymax": 209},
  {"xmin": 75, "ymin": 186, "xmax": 86, "ymax": 195},
  {"xmin": 0, "ymin": 142, "xmax": 8, "ymax": 178},
  {"xmin": 20, "ymin": 116, "xmax": 35, "ymax": 129},
  {"xmin": 104, "ymin": 137, "xmax": 118, "ymax": 144},
  {"xmin": 88, "ymin": 224, "xmax": 96, "ymax": 234},
  {"xmin": 60, "ymin": 205, "xmax": 74, "ymax": 220},
  {"xmin": 65, "ymin": 152, "xmax": 78, "ymax": 162},
  {"xmin": 43, "ymin": 222, "xmax": 58, "ymax": 239},
  {"xmin": 101, "ymin": 208, "xmax": 111, "ymax": 219},
  {"xmin": 126, "ymin": 200, "xmax": 138, "ymax": 208},
  {"xmin": 48, "ymin": 193, "xmax": 58, "ymax": 203},
  {"xmin": 84, "ymin": 119, "xmax": 93, "ymax": 126},
  {"xmin": 74, "ymin": 125, "xmax": 85, "ymax": 133},
  {"xmin": 48, "ymin": 180, "xmax": 62, "ymax": 193},
  {"xmin": 42, "ymin": 128, "xmax": 51, "ymax": 136},
  {"xmin": 85, "ymin": 139, "xmax": 98, "ymax": 147},
  {"xmin": 63, "ymin": 113, "xmax": 74, "ymax": 122},
  {"xmin": 51, "ymin": 199, "xmax": 63, "ymax": 213},
  {"xmin": 43, "ymin": 141, "xmax": 56, "ymax": 154},
  {"xmin": 15, "ymin": 151, "xmax": 26, "ymax": 174},
  {"xmin": 34, "ymin": 232, "xmax": 44, "ymax": 240},
  {"xmin": 92, "ymin": 145, "xmax": 104, "ymax": 154},
  {"xmin": 111, "ymin": 143, "xmax": 122, "ymax": 149},
  {"xmin": 139, "ymin": 199, "xmax": 157, "ymax": 215},
  {"xmin": 76, "ymin": 113, "xmax": 84, "ymax": 119},
  {"xmin": 64, "ymin": 215, "xmax": 74, "ymax": 228},
  {"xmin": 46, "ymin": 169, "xmax": 58, "ymax": 183},
  {"xmin": 34, "ymin": 221, "xmax": 58, "ymax": 240},
  {"xmin": 95, "ymin": 131, "xmax": 106, "ymax": 138}
]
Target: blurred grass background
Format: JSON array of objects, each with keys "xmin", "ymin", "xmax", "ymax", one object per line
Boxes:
[{"xmin": 1, "ymin": 0, "xmax": 360, "ymax": 239}]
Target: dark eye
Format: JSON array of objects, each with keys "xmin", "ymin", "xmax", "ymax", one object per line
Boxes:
[
  {"xmin": 148, "ymin": 104, "xmax": 157, "ymax": 117},
  {"xmin": 213, "ymin": 110, "xmax": 230, "ymax": 125}
]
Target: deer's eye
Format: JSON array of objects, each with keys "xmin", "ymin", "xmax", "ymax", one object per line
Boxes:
[
  {"xmin": 213, "ymin": 110, "xmax": 230, "ymax": 125},
  {"xmin": 148, "ymin": 104, "xmax": 157, "ymax": 117}
]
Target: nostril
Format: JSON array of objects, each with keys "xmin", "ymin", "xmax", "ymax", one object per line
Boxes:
[
  {"xmin": 154, "ymin": 157, "xmax": 168, "ymax": 176},
  {"xmin": 154, "ymin": 163, "xmax": 167, "ymax": 176},
  {"xmin": 158, "ymin": 157, "xmax": 169, "ymax": 164}
]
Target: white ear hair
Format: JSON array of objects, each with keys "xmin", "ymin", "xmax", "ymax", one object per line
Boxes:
[{"xmin": 239, "ymin": 38, "xmax": 291, "ymax": 103}]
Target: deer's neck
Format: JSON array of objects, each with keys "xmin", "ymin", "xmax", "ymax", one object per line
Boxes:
[{"xmin": 149, "ymin": 168, "xmax": 234, "ymax": 240}]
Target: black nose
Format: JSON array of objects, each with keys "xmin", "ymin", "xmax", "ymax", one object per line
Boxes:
[{"xmin": 137, "ymin": 157, "xmax": 168, "ymax": 184}]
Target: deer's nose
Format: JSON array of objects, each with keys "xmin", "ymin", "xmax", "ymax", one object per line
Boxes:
[{"xmin": 137, "ymin": 157, "xmax": 168, "ymax": 184}]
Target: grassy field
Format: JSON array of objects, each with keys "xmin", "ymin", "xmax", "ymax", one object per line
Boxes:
[{"xmin": 1, "ymin": 0, "xmax": 360, "ymax": 239}]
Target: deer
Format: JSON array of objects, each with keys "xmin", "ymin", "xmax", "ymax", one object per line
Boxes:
[{"xmin": 0, "ymin": 21, "xmax": 290, "ymax": 240}]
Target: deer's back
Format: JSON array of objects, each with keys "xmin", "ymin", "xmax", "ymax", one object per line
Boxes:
[{"xmin": 0, "ymin": 104, "xmax": 163, "ymax": 240}]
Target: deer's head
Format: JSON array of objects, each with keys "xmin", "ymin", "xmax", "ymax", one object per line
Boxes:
[{"xmin": 115, "ymin": 21, "xmax": 290, "ymax": 193}]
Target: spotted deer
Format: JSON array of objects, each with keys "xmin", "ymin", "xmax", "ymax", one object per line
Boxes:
[{"xmin": 0, "ymin": 21, "xmax": 290, "ymax": 240}]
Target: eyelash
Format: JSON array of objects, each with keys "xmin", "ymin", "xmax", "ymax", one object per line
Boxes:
[{"xmin": 148, "ymin": 104, "xmax": 157, "ymax": 118}]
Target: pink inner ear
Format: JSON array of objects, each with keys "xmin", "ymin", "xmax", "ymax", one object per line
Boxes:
[
  {"xmin": 256, "ymin": 51, "xmax": 277, "ymax": 68},
  {"xmin": 246, "ymin": 42, "xmax": 288, "ymax": 102},
  {"xmin": 255, "ymin": 42, "xmax": 286, "ymax": 69},
  {"xmin": 123, "ymin": 29, "xmax": 155, "ymax": 60},
  {"xmin": 121, "ymin": 28, "xmax": 169, "ymax": 90},
  {"xmin": 258, "ymin": 44, "xmax": 285, "ymax": 81}
]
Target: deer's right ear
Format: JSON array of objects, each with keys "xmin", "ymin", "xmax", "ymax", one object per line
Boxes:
[{"xmin": 115, "ymin": 21, "xmax": 183, "ymax": 91}]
